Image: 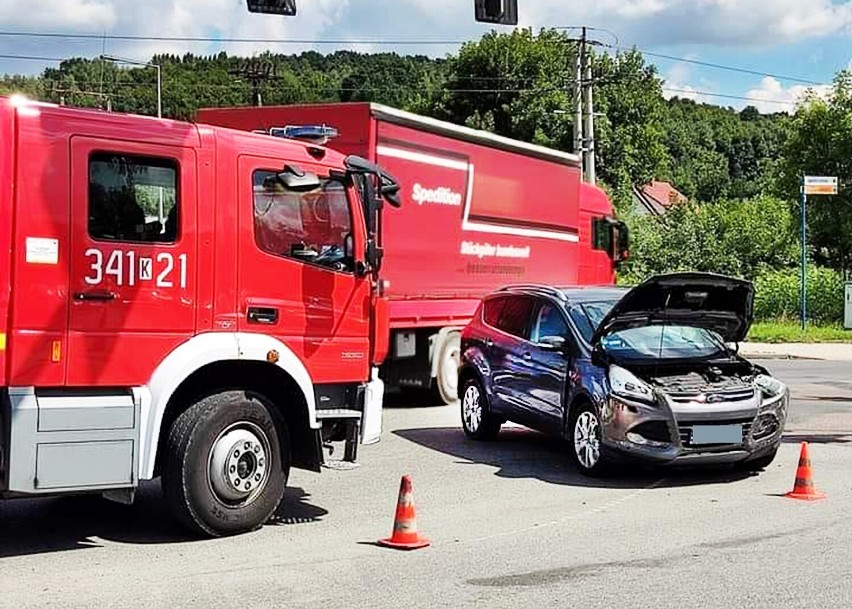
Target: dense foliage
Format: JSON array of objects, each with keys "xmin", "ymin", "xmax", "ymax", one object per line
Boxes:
[
  {"xmin": 620, "ymin": 195, "xmax": 799, "ymax": 282},
  {"xmin": 2, "ymin": 29, "xmax": 850, "ymax": 322}
]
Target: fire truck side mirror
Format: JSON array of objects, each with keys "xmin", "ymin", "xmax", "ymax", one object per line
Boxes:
[
  {"xmin": 613, "ymin": 221, "xmax": 630, "ymax": 264},
  {"xmin": 276, "ymin": 164, "xmax": 320, "ymax": 192}
]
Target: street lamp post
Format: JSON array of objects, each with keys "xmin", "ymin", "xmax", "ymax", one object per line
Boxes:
[{"xmin": 100, "ymin": 54, "xmax": 162, "ymax": 118}]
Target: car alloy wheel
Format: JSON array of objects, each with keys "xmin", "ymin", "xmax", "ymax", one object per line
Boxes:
[
  {"xmin": 462, "ymin": 383, "xmax": 482, "ymax": 433},
  {"xmin": 460, "ymin": 377, "xmax": 500, "ymax": 441},
  {"xmin": 574, "ymin": 410, "xmax": 601, "ymax": 470}
]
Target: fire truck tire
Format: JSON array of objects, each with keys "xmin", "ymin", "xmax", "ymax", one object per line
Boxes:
[
  {"xmin": 162, "ymin": 391, "xmax": 289, "ymax": 537},
  {"xmin": 434, "ymin": 331, "xmax": 461, "ymax": 405}
]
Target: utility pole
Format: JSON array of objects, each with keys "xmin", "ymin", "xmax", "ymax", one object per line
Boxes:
[
  {"xmin": 582, "ymin": 27, "xmax": 596, "ymax": 186},
  {"xmin": 573, "ymin": 33, "xmax": 584, "ymax": 161},
  {"xmin": 229, "ymin": 58, "xmax": 277, "ymax": 107},
  {"xmin": 100, "ymin": 54, "xmax": 162, "ymax": 118}
]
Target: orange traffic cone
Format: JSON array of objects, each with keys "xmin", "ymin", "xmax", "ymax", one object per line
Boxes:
[
  {"xmin": 377, "ymin": 474, "xmax": 430, "ymax": 550},
  {"xmin": 785, "ymin": 442, "xmax": 826, "ymax": 501}
]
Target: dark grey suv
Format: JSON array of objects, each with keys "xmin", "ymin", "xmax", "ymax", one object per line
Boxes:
[{"xmin": 457, "ymin": 273, "xmax": 788, "ymax": 475}]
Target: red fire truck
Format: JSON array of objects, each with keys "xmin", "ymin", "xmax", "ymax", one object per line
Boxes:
[
  {"xmin": 0, "ymin": 94, "xmax": 401, "ymax": 536},
  {"xmin": 197, "ymin": 103, "xmax": 629, "ymax": 404}
]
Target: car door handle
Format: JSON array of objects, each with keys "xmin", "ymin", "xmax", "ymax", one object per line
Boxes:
[
  {"xmin": 74, "ymin": 290, "xmax": 116, "ymax": 301},
  {"xmin": 247, "ymin": 307, "xmax": 279, "ymax": 325},
  {"xmin": 523, "ymin": 352, "xmax": 531, "ymax": 360},
  {"xmin": 485, "ymin": 338, "xmax": 494, "ymax": 347}
]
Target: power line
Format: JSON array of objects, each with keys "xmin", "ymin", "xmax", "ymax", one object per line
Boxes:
[
  {"xmin": 0, "ymin": 30, "xmax": 830, "ymax": 87},
  {"xmin": 0, "ymin": 31, "xmax": 470, "ymax": 45},
  {"xmin": 662, "ymin": 86, "xmax": 799, "ymax": 107},
  {"xmin": 32, "ymin": 76, "xmax": 803, "ymax": 107},
  {"xmin": 612, "ymin": 45, "xmax": 824, "ymax": 86},
  {"xmin": 0, "ymin": 53, "xmax": 68, "ymax": 62}
]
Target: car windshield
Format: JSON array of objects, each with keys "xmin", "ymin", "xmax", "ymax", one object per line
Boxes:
[{"xmin": 568, "ymin": 301, "xmax": 728, "ymax": 360}]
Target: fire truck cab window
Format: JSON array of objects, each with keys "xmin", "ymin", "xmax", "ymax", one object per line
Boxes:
[
  {"xmin": 252, "ymin": 170, "xmax": 355, "ymax": 273},
  {"xmin": 88, "ymin": 153, "xmax": 179, "ymax": 243}
]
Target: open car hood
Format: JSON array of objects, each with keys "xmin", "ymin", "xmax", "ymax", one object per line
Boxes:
[{"xmin": 590, "ymin": 272, "xmax": 755, "ymax": 347}]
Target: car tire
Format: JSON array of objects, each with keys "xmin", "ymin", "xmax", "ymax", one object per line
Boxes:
[
  {"xmin": 460, "ymin": 377, "xmax": 500, "ymax": 441},
  {"xmin": 567, "ymin": 402, "xmax": 610, "ymax": 476},
  {"xmin": 736, "ymin": 447, "xmax": 779, "ymax": 472},
  {"xmin": 162, "ymin": 390, "xmax": 289, "ymax": 537},
  {"xmin": 434, "ymin": 331, "xmax": 461, "ymax": 405}
]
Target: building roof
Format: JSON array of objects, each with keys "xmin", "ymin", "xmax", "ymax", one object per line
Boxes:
[{"xmin": 632, "ymin": 180, "xmax": 688, "ymax": 216}]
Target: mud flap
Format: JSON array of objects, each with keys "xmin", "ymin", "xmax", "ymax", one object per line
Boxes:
[{"xmin": 361, "ymin": 366, "xmax": 383, "ymax": 445}]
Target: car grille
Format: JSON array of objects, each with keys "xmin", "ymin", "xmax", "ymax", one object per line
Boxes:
[
  {"xmin": 667, "ymin": 387, "xmax": 756, "ymax": 404},
  {"xmin": 678, "ymin": 418, "xmax": 753, "ymax": 447}
]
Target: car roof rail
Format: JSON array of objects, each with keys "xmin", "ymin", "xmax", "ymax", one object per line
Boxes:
[{"xmin": 495, "ymin": 284, "xmax": 568, "ymax": 302}]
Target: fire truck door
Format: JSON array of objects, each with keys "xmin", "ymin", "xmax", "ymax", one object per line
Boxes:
[
  {"xmin": 237, "ymin": 156, "xmax": 371, "ymax": 383},
  {"xmin": 68, "ymin": 138, "xmax": 197, "ymax": 386}
]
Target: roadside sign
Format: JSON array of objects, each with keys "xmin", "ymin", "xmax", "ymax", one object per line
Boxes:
[{"xmin": 803, "ymin": 176, "xmax": 838, "ymax": 196}]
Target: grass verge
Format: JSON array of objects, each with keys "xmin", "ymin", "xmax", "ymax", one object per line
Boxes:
[{"xmin": 747, "ymin": 321, "xmax": 852, "ymax": 343}]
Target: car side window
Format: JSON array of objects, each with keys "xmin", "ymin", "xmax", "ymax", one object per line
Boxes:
[
  {"xmin": 531, "ymin": 302, "xmax": 569, "ymax": 344},
  {"xmin": 494, "ymin": 296, "xmax": 534, "ymax": 340},
  {"xmin": 252, "ymin": 170, "xmax": 355, "ymax": 273}
]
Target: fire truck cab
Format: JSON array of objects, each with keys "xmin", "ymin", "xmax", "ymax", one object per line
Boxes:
[{"xmin": 0, "ymin": 95, "xmax": 398, "ymax": 536}]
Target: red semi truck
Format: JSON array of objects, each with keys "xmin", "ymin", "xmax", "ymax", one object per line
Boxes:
[
  {"xmin": 0, "ymin": 94, "xmax": 402, "ymax": 536},
  {"xmin": 197, "ymin": 103, "xmax": 629, "ymax": 403}
]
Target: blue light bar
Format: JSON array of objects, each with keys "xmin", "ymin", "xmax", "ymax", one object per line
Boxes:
[{"xmin": 267, "ymin": 125, "xmax": 339, "ymax": 143}]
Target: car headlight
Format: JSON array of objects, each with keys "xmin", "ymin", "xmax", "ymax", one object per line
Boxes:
[
  {"xmin": 608, "ymin": 365, "xmax": 655, "ymax": 404},
  {"xmin": 754, "ymin": 374, "xmax": 786, "ymax": 398}
]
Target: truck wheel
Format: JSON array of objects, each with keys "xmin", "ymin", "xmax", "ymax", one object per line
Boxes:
[
  {"xmin": 162, "ymin": 391, "xmax": 289, "ymax": 537},
  {"xmin": 435, "ymin": 331, "xmax": 461, "ymax": 405}
]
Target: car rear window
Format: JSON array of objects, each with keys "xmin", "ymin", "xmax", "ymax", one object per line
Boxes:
[
  {"xmin": 495, "ymin": 296, "xmax": 534, "ymax": 339},
  {"xmin": 482, "ymin": 296, "xmax": 506, "ymax": 328}
]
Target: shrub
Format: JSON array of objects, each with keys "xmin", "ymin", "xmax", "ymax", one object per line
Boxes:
[
  {"xmin": 753, "ymin": 266, "xmax": 843, "ymax": 323},
  {"xmin": 621, "ymin": 195, "xmax": 798, "ymax": 282}
]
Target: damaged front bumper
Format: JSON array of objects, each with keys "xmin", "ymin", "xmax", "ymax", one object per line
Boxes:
[{"xmin": 599, "ymin": 385, "xmax": 788, "ymax": 466}]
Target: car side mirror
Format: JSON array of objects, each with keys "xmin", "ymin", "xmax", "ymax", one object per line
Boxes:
[{"xmin": 591, "ymin": 343, "xmax": 607, "ymax": 367}]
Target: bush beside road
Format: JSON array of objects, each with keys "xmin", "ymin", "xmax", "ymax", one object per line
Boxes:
[{"xmin": 747, "ymin": 321, "xmax": 852, "ymax": 344}]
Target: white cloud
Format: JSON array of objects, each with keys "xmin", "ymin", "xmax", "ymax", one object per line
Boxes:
[
  {"xmin": 0, "ymin": 0, "xmax": 849, "ymax": 54},
  {"xmin": 743, "ymin": 76, "xmax": 833, "ymax": 113},
  {"xmin": 0, "ymin": 0, "xmax": 116, "ymax": 30},
  {"xmin": 660, "ymin": 58, "xmax": 711, "ymax": 103},
  {"xmin": 0, "ymin": 0, "xmax": 849, "ymax": 79},
  {"xmin": 523, "ymin": 0, "xmax": 852, "ymax": 47}
]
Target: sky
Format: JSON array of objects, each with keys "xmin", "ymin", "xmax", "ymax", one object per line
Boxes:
[{"xmin": 0, "ymin": 0, "xmax": 850, "ymax": 113}]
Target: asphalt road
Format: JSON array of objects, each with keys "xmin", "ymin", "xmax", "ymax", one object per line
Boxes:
[{"xmin": 0, "ymin": 360, "xmax": 850, "ymax": 609}]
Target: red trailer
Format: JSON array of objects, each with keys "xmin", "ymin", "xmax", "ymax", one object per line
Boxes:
[{"xmin": 196, "ymin": 103, "xmax": 628, "ymax": 403}]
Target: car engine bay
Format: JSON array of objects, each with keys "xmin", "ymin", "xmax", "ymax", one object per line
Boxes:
[{"xmin": 642, "ymin": 364, "xmax": 759, "ymax": 397}]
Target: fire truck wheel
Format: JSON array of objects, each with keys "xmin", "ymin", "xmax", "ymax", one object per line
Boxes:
[
  {"xmin": 435, "ymin": 331, "xmax": 461, "ymax": 405},
  {"xmin": 162, "ymin": 391, "xmax": 289, "ymax": 537}
]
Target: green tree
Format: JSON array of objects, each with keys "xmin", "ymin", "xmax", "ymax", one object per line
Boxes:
[
  {"xmin": 433, "ymin": 28, "xmax": 574, "ymax": 150},
  {"xmin": 778, "ymin": 70, "xmax": 852, "ymax": 271},
  {"xmin": 592, "ymin": 49, "xmax": 669, "ymax": 205}
]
